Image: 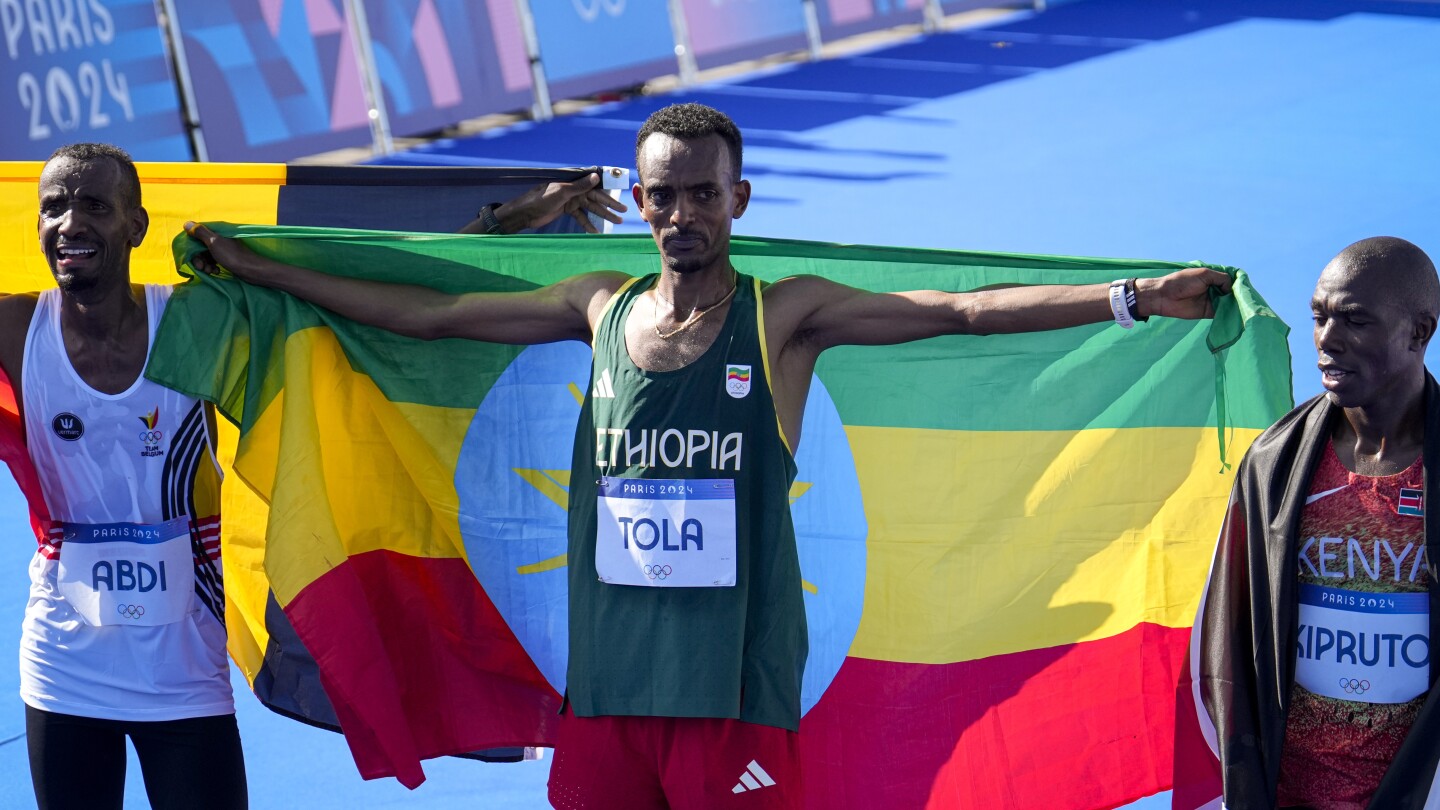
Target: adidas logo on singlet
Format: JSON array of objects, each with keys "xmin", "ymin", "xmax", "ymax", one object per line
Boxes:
[
  {"xmin": 593, "ymin": 368, "xmax": 616, "ymax": 399},
  {"xmin": 731, "ymin": 760, "xmax": 777, "ymax": 794}
]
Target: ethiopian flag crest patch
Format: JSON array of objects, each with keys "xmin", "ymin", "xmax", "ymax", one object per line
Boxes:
[{"xmin": 726, "ymin": 365, "xmax": 751, "ymax": 399}]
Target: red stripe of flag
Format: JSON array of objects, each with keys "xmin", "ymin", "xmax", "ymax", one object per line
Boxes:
[
  {"xmin": 801, "ymin": 622, "xmax": 1189, "ymax": 809},
  {"xmin": 283, "ymin": 549, "xmax": 560, "ymax": 787},
  {"xmin": 0, "ymin": 366, "xmax": 52, "ymax": 547}
]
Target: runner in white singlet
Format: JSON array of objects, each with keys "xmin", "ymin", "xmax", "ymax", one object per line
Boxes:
[
  {"xmin": 0, "ymin": 143, "xmax": 624, "ymax": 810},
  {"xmin": 20, "ymin": 283, "xmax": 230, "ymax": 720},
  {"xmin": 0, "ymin": 145, "xmax": 246, "ymax": 810}
]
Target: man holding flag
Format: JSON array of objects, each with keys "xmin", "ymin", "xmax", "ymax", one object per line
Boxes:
[
  {"xmin": 187, "ymin": 102, "xmax": 1231, "ymax": 808},
  {"xmin": 0, "ymin": 143, "xmax": 247, "ymax": 809},
  {"xmin": 0, "ymin": 144, "xmax": 620, "ymax": 809}
]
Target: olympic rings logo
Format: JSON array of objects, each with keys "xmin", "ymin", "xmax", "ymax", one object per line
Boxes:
[
  {"xmin": 573, "ymin": 0, "xmax": 625, "ymax": 22},
  {"xmin": 644, "ymin": 564, "xmax": 673, "ymax": 581},
  {"xmin": 1340, "ymin": 677, "xmax": 1371, "ymax": 696},
  {"xmin": 117, "ymin": 604, "xmax": 145, "ymax": 619},
  {"xmin": 138, "ymin": 430, "xmax": 164, "ymax": 443}
]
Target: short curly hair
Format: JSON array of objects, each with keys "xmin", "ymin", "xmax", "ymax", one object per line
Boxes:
[
  {"xmin": 45, "ymin": 143, "xmax": 141, "ymax": 210},
  {"xmin": 635, "ymin": 103, "xmax": 743, "ymax": 179}
]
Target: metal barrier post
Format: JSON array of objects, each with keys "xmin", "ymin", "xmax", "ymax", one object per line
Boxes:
[
  {"xmin": 667, "ymin": 0, "xmax": 699, "ymax": 86},
  {"xmin": 924, "ymin": 0, "xmax": 945, "ymax": 32},
  {"xmin": 513, "ymin": 0, "xmax": 554, "ymax": 121},
  {"xmin": 154, "ymin": 0, "xmax": 209, "ymax": 161},
  {"xmin": 802, "ymin": 0, "xmax": 823, "ymax": 58},
  {"xmin": 342, "ymin": 0, "xmax": 394, "ymax": 155}
]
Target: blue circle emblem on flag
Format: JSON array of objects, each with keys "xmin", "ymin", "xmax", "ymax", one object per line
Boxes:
[{"xmin": 455, "ymin": 341, "xmax": 867, "ymax": 713}]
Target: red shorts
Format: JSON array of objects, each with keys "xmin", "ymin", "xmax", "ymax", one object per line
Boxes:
[{"xmin": 547, "ymin": 706, "xmax": 800, "ymax": 809}]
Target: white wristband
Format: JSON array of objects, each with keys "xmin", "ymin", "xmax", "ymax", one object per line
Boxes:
[{"xmin": 1109, "ymin": 280, "xmax": 1135, "ymax": 329}]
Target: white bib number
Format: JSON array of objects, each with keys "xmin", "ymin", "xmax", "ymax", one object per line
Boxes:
[
  {"xmin": 1295, "ymin": 582, "xmax": 1430, "ymax": 704},
  {"xmin": 595, "ymin": 477, "xmax": 737, "ymax": 587},
  {"xmin": 56, "ymin": 518, "xmax": 196, "ymax": 627}
]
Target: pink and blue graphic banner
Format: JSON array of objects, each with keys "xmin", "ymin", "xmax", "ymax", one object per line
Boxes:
[
  {"xmin": 361, "ymin": 0, "xmax": 531, "ymax": 138},
  {"xmin": 530, "ymin": 0, "xmax": 678, "ymax": 101},
  {"xmin": 1, "ymin": 0, "xmax": 191, "ymax": 160},
  {"xmin": 175, "ymin": 0, "xmax": 532, "ymax": 161},
  {"xmin": 816, "ymin": 0, "xmax": 927, "ymax": 41},
  {"xmin": 174, "ymin": 0, "xmax": 374, "ymax": 161},
  {"xmin": 681, "ymin": 0, "xmax": 809, "ymax": 70},
  {"xmin": 940, "ymin": 0, "xmax": 1001, "ymax": 10}
]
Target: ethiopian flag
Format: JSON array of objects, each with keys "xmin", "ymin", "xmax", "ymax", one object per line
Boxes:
[{"xmin": 145, "ymin": 224, "xmax": 1292, "ymax": 806}]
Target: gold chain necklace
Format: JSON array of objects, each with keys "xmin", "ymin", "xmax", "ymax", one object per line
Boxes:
[{"xmin": 653, "ymin": 282, "xmax": 737, "ymax": 340}]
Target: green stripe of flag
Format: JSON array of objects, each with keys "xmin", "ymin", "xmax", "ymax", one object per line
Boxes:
[{"xmin": 152, "ymin": 226, "xmax": 1289, "ymax": 435}]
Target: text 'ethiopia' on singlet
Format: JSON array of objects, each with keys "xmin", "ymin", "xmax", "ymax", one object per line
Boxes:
[
  {"xmin": 565, "ymin": 274, "xmax": 807, "ymax": 730},
  {"xmin": 1278, "ymin": 440, "xmax": 1429, "ymax": 809},
  {"xmin": 18, "ymin": 285, "xmax": 232, "ymax": 722}
]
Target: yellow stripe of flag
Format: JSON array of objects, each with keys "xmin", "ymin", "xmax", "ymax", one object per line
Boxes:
[{"xmin": 849, "ymin": 425, "xmax": 1262, "ymax": 664}]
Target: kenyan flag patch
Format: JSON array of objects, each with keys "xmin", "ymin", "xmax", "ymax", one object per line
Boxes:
[{"xmin": 1398, "ymin": 488, "xmax": 1424, "ymax": 517}]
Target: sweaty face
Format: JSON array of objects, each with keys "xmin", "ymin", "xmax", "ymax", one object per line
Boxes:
[
  {"xmin": 633, "ymin": 134, "xmax": 749, "ymax": 275},
  {"xmin": 1311, "ymin": 262, "xmax": 1425, "ymax": 409},
  {"xmin": 37, "ymin": 157, "xmax": 146, "ymax": 296}
]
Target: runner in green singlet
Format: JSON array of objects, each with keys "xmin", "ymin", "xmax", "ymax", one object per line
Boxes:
[{"xmin": 189, "ymin": 103, "xmax": 1231, "ymax": 809}]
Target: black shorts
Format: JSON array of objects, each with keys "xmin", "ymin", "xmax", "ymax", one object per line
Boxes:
[{"xmin": 26, "ymin": 705, "xmax": 247, "ymax": 810}]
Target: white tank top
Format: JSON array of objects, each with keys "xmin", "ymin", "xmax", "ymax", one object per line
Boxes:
[{"xmin": 19, "ymin": 285, "xmax": 233, "ymax": 721}]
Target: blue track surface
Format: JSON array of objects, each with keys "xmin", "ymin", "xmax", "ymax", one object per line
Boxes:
[{"xmin": 4, "ymin": 1, "xmax": 1439, "ymax": 807}]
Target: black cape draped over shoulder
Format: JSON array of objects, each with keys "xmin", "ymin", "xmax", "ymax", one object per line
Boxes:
[{"xmin": 1199, "ymin": 374, "xmax": 1440, "ymax": 809}]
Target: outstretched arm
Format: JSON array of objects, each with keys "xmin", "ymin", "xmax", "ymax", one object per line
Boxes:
[
  {"xmin": 186, "ymin": 223, "xmax": 623, "ymax": 345},
  {"xmin": 771, "ymin": 267, "xmax": 1231, "ymax": 351},
  {"xmin": 459, "ymin": 172, "xmax": 626, "ymax": 235}
]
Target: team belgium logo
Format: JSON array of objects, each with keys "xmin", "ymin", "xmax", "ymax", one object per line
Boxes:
[
  {"xmin": 456, "ymin": 342, "xmax": 867, "ymax": 714},
  {"xmin": 51, "ymin": 412, "xmax": 84, "ymax": 441},
  {"xmin": 137, "ymin": 408, "xmax": 164, "ymax": 458}
]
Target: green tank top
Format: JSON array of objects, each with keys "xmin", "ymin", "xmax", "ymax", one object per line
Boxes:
[{"xmin": 565, "ymin": 272, "xmax": 806, "ymax": 730}]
